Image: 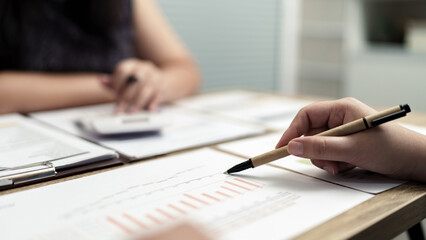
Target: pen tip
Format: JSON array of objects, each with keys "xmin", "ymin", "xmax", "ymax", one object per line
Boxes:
[{"xmin": 223, "ymin": 171, "xmax": 229, "ymax": 175}]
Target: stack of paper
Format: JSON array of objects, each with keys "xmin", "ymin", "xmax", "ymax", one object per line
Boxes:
[
  {"xmin": 0, "ymin": 114, "xmax": 118, "ymax": 188},
  {"xmin": 31, "ymin": 104, "xmax": 264, "ymax": 159},
  {"xmin": 0, "ymin": 114, "xmax": 117, "ymax": 169}
]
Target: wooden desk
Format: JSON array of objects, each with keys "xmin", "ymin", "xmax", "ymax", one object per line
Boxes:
[{"xmin": 1, "ymin": 91, "xmax": 425, "ymax": 240}]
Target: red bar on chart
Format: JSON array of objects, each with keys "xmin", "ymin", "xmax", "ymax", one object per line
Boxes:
[
  {"xmin": 202, "ymin": 193, "xmax": 221, "ymax": 202},
  {"xmin": 146, "ymin": 213, "xmax": 162, "ymax": 225},
  {"xmin": 156, "ymin": 208, "xmax": 175, "ymax": 220},
  {"xmin": 216, "ymin": 191, "xmax": 232, "ymax": 198},
  {"xmin": 106, "ymin": 216, "xmax": 132, "ymax": 234},
  {"xmin": 180, "ymin": 200, "xmax": 199, "ymax": 209},
  {"xmin": 221, "ymin": 185, "xmax": 241, "ymax": 194},
  {"xmin": 233, "ymin": 178, "xmax": 261, "ymax": 188},
  {"xmin": 184, "ymin": 193, "xmax": 209, "ymax": 205},
  {"xmin": 123, "ymin": 213, "xmax": 149, "ymax": 230},
  {"xmin": 168, "ymin": 204, "xmax": 187, "ymax": 214},
  {"xmin": 225, "ymin": 180, "xmax": 250, "ymax": 191}
]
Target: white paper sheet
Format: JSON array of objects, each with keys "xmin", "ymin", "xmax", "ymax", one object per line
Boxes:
[
  {"xmin": 400, "ymin": 123, "xmax": 426, "ymax": 135},
  {"xmin": 31, "ymin": 104, "xmax": 264, "ymax": 159},
  {"xmin": 0, "ymin": 114, "xmax": 117, "ymax": 169},
  {"xmin": 217, "ymin": 133, "xmax": 406, "ymax": 194},
  {"xmin": 176, "ymin": 90, "xmax": 313, "ymax": 130},
  {"xmin": 0, "ymin": 149, "xmax": 372, "ymax": 240},
  {"xmin": 175, "ymin": 89, "xmax": 263, "ymax": 111}
]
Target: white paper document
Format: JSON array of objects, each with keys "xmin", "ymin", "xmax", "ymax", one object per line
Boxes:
[
  {"xmin": 31, "ymin": 104, "xmax": 264, "ymax": 159},
  {"xmin": 175, "ymin": 89, "xmax": 263, "ymax": 111},
  {"xmin": 0, "ymin": 149, "xmax": 372, "ymax": 240},
  {"xmin": 0, "ymin": 114, "xmax": 117, "ymax": 169},
  {"xmin": 217, "ymin": 133, "xmax": 406, "ymax": 194},
  {"xmin": 401, "ymin": 123, "xmax": 426, "ymax": 135},
  {"xmin": 176, "ymin": 90, "xmax": 313, "ymax": 130}
]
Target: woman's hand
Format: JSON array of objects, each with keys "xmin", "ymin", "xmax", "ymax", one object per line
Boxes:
[
  {"xmin": 276, "ymin": 97, "xmax": 426, "ymax": 181},
  {"xmin": 100, "ymin": 58, "xmax": 168, "ymax": 113},
  {"xmin": 100, "ymin": 0, "xmax": 200, "ymax": 114}
]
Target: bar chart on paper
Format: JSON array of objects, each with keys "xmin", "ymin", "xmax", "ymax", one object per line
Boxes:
[
  {"xmin": 0, "ymin": 149, "xmax": 372, "ymax": 240},
  {"xmin": 40, "ymin": 170, "xmax": 298, "ymax": 240},
  {"xmin": 101, "ymin": 174, "xmax": 264, "ymax": 234}
]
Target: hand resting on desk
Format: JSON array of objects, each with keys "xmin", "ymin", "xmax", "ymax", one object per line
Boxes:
[
  {"xmin": 99, "ymin": 59, "xmax": 169, "ymax": 113},
  {"xmin": 276, "ymin": 97, "xmax": 426, "ymax": 182}
]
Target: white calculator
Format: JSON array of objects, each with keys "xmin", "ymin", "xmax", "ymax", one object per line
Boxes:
[{"xmin": 78, "ymin": 112, "xmax": 168, "ymax": 135}]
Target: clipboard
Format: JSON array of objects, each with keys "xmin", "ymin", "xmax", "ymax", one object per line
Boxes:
[
  {"xmin": 0, "ymin": 158, "xmax": 123, "ymax": 191},
  {"xmin": 0, "ymin": 114, "xmax": 121, "ymax": 191}
]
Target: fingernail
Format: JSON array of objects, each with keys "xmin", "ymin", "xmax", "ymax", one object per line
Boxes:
[
  {"xmin": 323, "ymin": 166, "xmax": 335, "ymax": 175},
  {"xmin": 288, "ymin": 141, "xmax": 303, "ymax": 156}
]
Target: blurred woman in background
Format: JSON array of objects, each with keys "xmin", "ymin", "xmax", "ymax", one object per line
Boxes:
[{"xmin": 0, "ymin": 0, "xmax": 200, "ymax": 114}]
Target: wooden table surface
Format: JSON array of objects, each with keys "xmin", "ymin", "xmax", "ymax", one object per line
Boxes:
[{"xmin": 1, "ymin": 91, "xmax": 425, "ymax": 240}]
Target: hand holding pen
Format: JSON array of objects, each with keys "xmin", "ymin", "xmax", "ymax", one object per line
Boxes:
[{"xmin": 227, "ymin": 98, "xmax": 426, "ymax": 182}]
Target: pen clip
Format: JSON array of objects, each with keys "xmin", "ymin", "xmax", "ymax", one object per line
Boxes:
[{"xmin": 371, "ymin": 104, "xmax": 411, "ymax": 127}]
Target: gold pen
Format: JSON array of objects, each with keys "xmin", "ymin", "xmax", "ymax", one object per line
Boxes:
[{"xmin": 224, "ymin": 104, "xmax": 411, "ymax": 174}]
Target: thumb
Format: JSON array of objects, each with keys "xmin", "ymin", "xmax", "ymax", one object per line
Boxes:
[
  {"xmin": 287, "ymin": 136, "xmax": 353, "ymax": 163},
  {"xmin": 288, "ymin": 136, "xmax": 356, "ymax": 174}
]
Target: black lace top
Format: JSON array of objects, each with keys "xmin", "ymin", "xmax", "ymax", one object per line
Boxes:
[{"xmin": 0, "ymin": 0, "xmax": 134, "ymax": 73}]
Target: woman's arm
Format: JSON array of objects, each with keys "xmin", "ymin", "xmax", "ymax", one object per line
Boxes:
[
  {"xmin": 105, "ymin": 0, "xmax": 201, "ymax": 113},
  {"xmin": 132, "ymin": 0, "xmax": 200, "ymax": 100},
  {"xmin": 0, "ymin": 0, "xmax": 199, "ymax": 114},
  {"xmin": 0, "ymin": 71, "xmax": 115, "ymax": 114}
]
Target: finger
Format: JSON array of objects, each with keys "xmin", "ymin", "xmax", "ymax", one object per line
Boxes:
[
  {"xmin": 147, "ymin": 94, "xmax": 162, "ymax": 112},
  {"xmin": 287, "ymin": 135, "xmax": 357, "ymax": 164},
  {"xmin": 112, "ymin": 60, "xmax": 136, "ymax": 92},
  {"xmin": 115, "ymin": 78, "xmax": 141, "ymax": 114},
  {"xmin": 311, "ymin": 159, "xmax": 355, "ymax": 175},
  {"xmin": 116, "ymin": 75, "xmax": 139, "ymax": 98},
  {"xmin": 133, "ymin": 85, "xmax": 155, "ymax": 112},
  {"xmin": 275, "ymin": 113, "xmax": 308, "ymax": 149},
  {"xmin": 116, "ymin": 76, "xmax": 140, "ymax": 112},
  {"xmin": 146, "ymin": 75, "xmax": 164, "ymax": 111},
  {"xmin": 311, "ymin": 159, "xmax": 340, "ymax": 175},
  {"xmin": 115, "ymin": 102, "xmax": 126, "ymax": 115},
  {"xmin": 336, "ymin": 162, "xmax": 356, "ymax": 173},
  {"xmin": 276, "ymin": 101, "xmax": 338, "ymax": 148},
  {"xmin": 130, "ymin": 69, "xmax": 156, "ymax": 111},
  {"xmin": 304, "ymin": 126, "xmax": 331, "ymax": 137},
  {"xmin": 275, "ymin": 98, "xmax": 372, "ymax": 148}
]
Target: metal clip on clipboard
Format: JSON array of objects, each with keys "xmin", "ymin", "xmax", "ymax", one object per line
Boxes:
[{"xmin": 0, "ymin": 162, "xmax": 56, "ymax": 187}]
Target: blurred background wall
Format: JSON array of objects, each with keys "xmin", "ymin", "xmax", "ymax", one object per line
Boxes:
[
  {"xmin": 157, "ymin": 0, "xmax": 426, "ymax": 113},
  {"xmin": 157, "ymin": 0, "xmax": 282, "ymax": 91}
]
